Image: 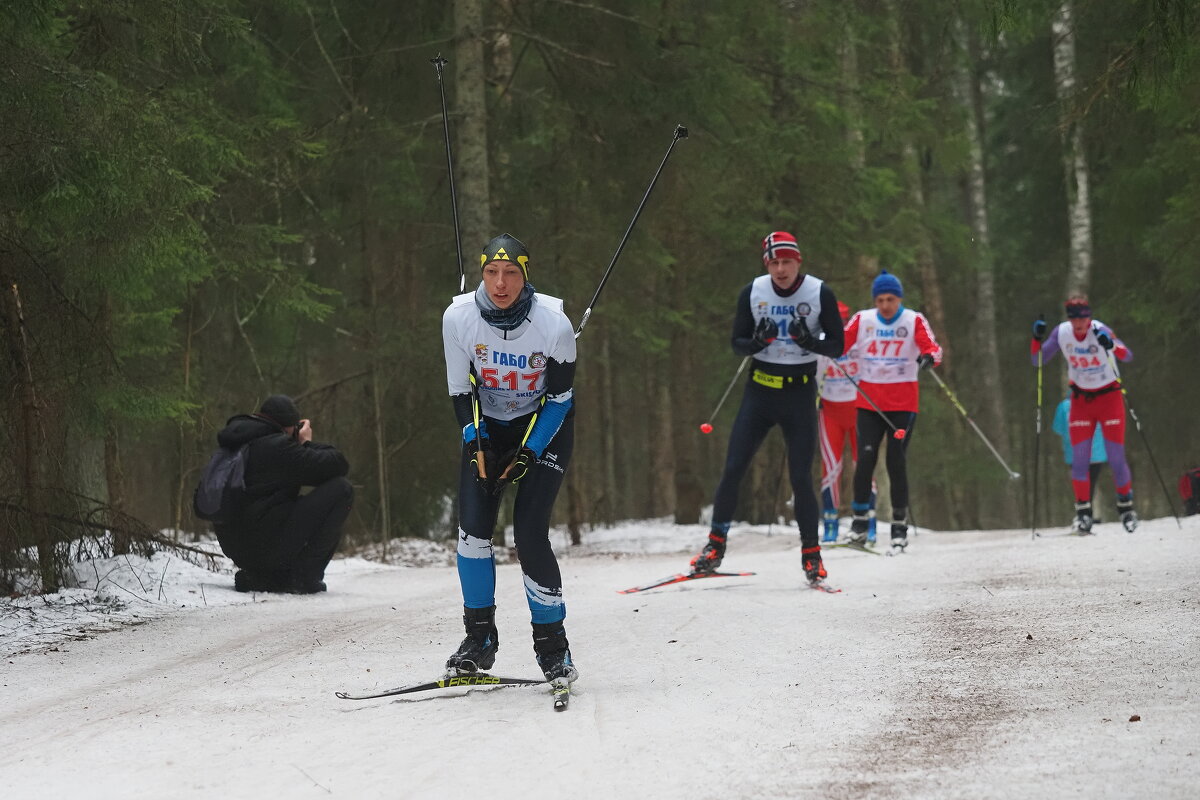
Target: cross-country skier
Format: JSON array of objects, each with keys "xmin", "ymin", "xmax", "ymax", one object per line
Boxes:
[
  {"xmin": 842, "ymin": 271, "xmax": 943, "ymax": 553},
  {"xmin": 441, "ymin": 233, "xmax": 579, "ymax": 685},
  {"xmin": 1030, "ymin": 296, "xmax": 1137, "ymax": 532},
  {"xmin": 689, "ymin": 231, "xmax": 845, "ymax": 586},
  {"xmin": 816, "ymin": 302, "xmax": 876, "ymax": 543}
]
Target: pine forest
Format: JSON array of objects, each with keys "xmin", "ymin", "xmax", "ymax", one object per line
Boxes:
[{"xmin": 2, "ymin": 0, "xmax": 1197, "ymax": 592}]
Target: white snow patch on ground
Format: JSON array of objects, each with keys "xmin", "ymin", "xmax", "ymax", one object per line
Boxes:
[{"xmin": 2, "ymin": 516, "xmax": 1198, "ymax": 799}]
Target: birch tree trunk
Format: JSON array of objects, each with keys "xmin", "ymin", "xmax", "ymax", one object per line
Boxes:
[
  {"xmin": 955, "ymin": 18, "xmax": 1013, "ymax": 523},
  {"xmin": 454, "ymin": 0, "xmax": 492, "ymax": 253},
  {"xmin": 1052, "ymin": 1, "xmax": 1094, "ymax": 298}
]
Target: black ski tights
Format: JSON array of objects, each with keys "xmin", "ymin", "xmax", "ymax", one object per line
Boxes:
[{"xmin": 853, "ymin": 409, "xmax": 916, "ymax": 513}]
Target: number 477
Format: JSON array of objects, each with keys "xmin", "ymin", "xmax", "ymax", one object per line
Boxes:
[
  {"xmin": 866, "ymin": 340, "xmax": 903, "ymax": 357},
  {"xmin": 481, "ymin": 367, "xmax": 542, "ymax": 390}
]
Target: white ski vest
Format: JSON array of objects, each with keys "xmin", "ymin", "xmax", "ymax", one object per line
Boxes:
[
  {"xmin": 855, "ymin": 308, "xmax": 926, "ymax": 384},
  {"xmin": 442, "ymin": 292, "xmax": 576, "ymax": 421},
  {"xmin": 749, "ymin": 274, "xmax": 824, "ymax": 366},
  {"xmin": 818, "ymin": 353, "xmax": 860, "ymax": 403},
  {"xmin": 1054, "ymin": 320, "xmax": 1120, "ymax": 390}
]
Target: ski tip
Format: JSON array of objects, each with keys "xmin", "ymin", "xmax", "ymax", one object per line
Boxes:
[{"xmin": 334, "ymin": 691, "xmax": 350, "ymax": 699}]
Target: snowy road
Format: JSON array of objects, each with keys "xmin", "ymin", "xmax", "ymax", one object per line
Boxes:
[{"xmin": 3, "ymin": 518, "xmax": 1198, "ymax": 799}]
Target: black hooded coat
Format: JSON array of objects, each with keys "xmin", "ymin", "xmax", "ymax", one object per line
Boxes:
[{"xmin": 212, "ymin": 414, "xmax": 349, "ymax": 560}]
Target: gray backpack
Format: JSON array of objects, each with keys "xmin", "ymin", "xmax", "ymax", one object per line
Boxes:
[{"xmin": 192, "ymin": 444, "xmax": 250, "ymax": 523}]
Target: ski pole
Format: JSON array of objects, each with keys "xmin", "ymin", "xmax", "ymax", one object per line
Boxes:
[
  {"xmin": 469, "ymin": 372, "xmax": 486, "ymax": 479},
  {"xmin": 828, "ymin": 359, "xmax": 908, "ymax": 440},
  {"xmin": 575, "ymin": 124, "xmax": 689, "ymax": 339},
  {"xmin": 1101, "ymin": 344, "xmax": 1182, "ymax": 528},
  {"xmin": 430, "ymin": 54, "xmax": 465, "ymax": 292},
  {"xmin": 926, "ymin": 369, "xmax": 1021, "ymax": 480},
  {"xmin": 433, "ymin": 53, "xmax": 483, "ymax": 471},
  {"xmin": 698, "ymin": 356, "xmax": 749, "ymax": 434},
  {"xmin": 1032, "ymin": 341, "xmax": 1043, "ymax": 539}
]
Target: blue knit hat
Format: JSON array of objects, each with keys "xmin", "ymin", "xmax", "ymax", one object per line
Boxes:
[{"xmin": 872, "ymin": 270, "xmax": 903, "ymax": 298}]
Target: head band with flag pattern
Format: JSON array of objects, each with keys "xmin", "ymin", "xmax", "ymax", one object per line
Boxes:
[{"xmin": 762, "ymin": 231, "xmax": 802, "ymax": 265}]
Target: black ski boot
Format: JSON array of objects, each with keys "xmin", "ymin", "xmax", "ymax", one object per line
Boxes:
[
  {"xmin": 1073, "ymin": 502, "xmax": 1094, "ymax": 534},
  {"xmin": 846, "ymin": 513, "xmax": 870, "ymax": 546},
  {"xmin": 1117, "ymin": 494, "xmax": 1138, "ymax": 532},
  {"xmin": 890, "ymin": 507, "xmax": 909, "ymax": 553},
  {"xmin": 446, "ymin": 605, "xmax": 499, "ymax": 674},
  {"xmin": 531, "ymin": 621, "xmax": 579, "ymax": 683},
  {"xmin": 689, "ymin": 531, "xmax": 727, "ymax": 574},
  {"xmin": 802, "ymin": 546, "xmax": 827, "ymax": 584}
]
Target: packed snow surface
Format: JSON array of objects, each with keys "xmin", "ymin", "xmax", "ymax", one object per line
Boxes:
[{"xmin": 2, "ymin": 516, "xmax": 1197, "ymax": 799}]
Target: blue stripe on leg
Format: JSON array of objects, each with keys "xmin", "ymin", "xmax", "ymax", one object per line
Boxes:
[
  {"xmin": 523, "ymin": 574, "xmax": 565, "ymax": 624},
  {"xmin": 456, "ymin": 530, "xmax": 496, "ymax": 609}
]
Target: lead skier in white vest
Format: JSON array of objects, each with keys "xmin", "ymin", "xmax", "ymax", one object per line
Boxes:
[
  {"xmin": 689, "ymin": 231, "xmax": 846, "ymax": 587},
  {"xmin": 441, "ymin": 233, "xmax": 578, "ymax": 685}
]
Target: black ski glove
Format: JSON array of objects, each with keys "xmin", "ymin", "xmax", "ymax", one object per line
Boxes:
[
  {"xmin": 752, "ymin": 316, "xmax": 778, "ymax": 348},
  {"xmin": 493, "ymin": 447, "xmax": 537, "ymax": 496},
  {"xmin": 788, "ymin": 316, "xmax": 816, "ymax": 350},
  {"xmin": 1031, "ymin": 316, "xmax": 1047, "ymax": 342},
  {"xmin": 1095, "ymin": 328, "xmax": 1114, "ymax": 351},
  {"xmin": 916, "ymin": 353, "xmax": 935, "ymax": 371}
]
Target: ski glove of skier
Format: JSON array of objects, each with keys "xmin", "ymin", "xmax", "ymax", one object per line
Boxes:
[
  {"xmin": 493, "ymin": 447, "xmax": 536, "ymax": 496},
  {"xmin": 752, "ymin": 316, "xmax": 778, "ymax": 348},
  {"xmin": 1094, "ymin": 327, "xmax": 1114, "ymax": 351},
  {"xmin": 916, "ymin": 353, "xmax": 935, "ymax": 370},
  {"xmin": 464, "ymin": 438, "xmax": 490, "ymax": 487},
  {"xmin": 1031, "ymin": 316, "xmax": 1047, "ymax": 342},
  {"xmin": 787, "ymin": 316, "xmax": 816, "ymax": 350}
]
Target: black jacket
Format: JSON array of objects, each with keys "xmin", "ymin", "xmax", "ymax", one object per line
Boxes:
[{"xmin": 214, "ymin": 414, "xmax": 349, "ymax": 535}]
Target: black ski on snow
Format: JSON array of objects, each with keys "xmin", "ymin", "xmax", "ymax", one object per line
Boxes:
[
  {"xmin": 335, "ymin": 672, "xmax": 544, "ymax": 701},
  {"xmin": 618, "ymin": 569, "xmax": 756, "ymax": 594}
]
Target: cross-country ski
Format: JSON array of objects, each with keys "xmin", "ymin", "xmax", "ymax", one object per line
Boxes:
[
  {"xmin": 618, "ymin": 569, "xmax": 756, "ymax": 594},
  {"xmin": 335, "ymin": 672, "xmax": 545, "ymax": 701}
]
